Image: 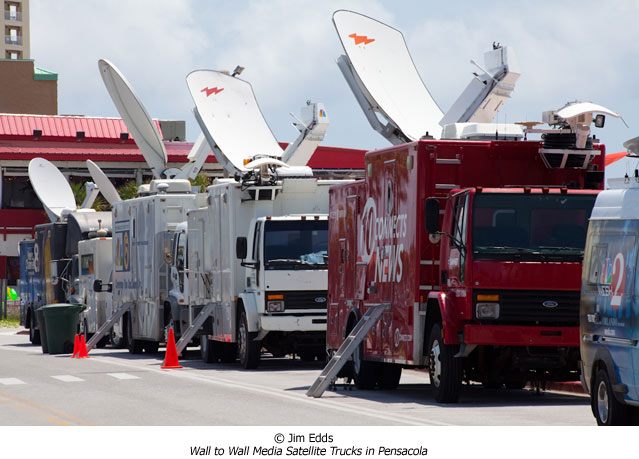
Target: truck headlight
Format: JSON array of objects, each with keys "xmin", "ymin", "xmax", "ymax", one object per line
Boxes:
[
  {"xmin": 476, "ymin": 303, "xmax": 500, "ymax": 319},
  {"xmin": 267, "ymin": 300, "xmax": 285, "ymax": 312}
]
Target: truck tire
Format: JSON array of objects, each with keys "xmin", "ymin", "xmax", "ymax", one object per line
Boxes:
[
  {"xmin": 143, "ymin": 341, "xmax": 159, "ymax": 354},
  {"xmin": 378, "ymin": 363, "xmax": 402, "ymax": 390},
  {"xmin": 593, "ymin": 368, "xmax": 631, "ymax": 426},
  {"xmin": 126, "ymin": 314, "xmax": 143, "ymax": 354},
  {"xmin": 352, "ymin": 342, "xmax": 379, "ymax": 390},
  {"xmin": 427, "ymin": 323, "xmax": 463, "ymax": 403},
  {"xmin": 201, "ymin": 335, "xmax": 217, "ymax": 363},
  {"xmin": 29, "ymin": 311, "xmax": 41, "ymax": 345},
  {"xmin": 238, "ymin": 310, "xmax": 261, "ymax": 369}
]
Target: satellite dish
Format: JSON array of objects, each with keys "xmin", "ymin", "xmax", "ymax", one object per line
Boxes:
[
  {"xmin": 98, "ymin": 59, "xmax": 168, "ymax": 179},
  {"xmin": 556, "ymin": 102, "xmax": 620, "ymax": 120},
  {"xmin": 333, "ymin": 10, "xmax": 443, "ymax": 140},
  {"xmin": 187, "ymin": 70, "xmax": 284, "ymax": 175},
  {"xmin": 28, "ymin": 158, "xmax": 77, "ymax": 222},
  {"xmin": 86, "ymin": 160, "xmax": 122, "ymax": 205}
]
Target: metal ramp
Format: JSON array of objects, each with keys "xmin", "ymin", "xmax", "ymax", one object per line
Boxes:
[
  {"xmin": 85, "ymin": 304, "xmax": 130, "ymax": 352},
  {"xmin": 175, "ymin": 302, "xmax": 215, "ymax": 355},
  {"xmin": 306, "ymin": 303, "xmax": 387, "ymax": 398}
]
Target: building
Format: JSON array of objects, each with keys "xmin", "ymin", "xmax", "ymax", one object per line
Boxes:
[{"xmin": 2, "ymin": 0, "xmax": 29, "ymax": 60}]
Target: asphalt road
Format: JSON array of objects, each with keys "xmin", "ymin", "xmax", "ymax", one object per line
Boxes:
[{"xmin": 0, "ymin": 328, "xmax": 595, "ymax": 426}]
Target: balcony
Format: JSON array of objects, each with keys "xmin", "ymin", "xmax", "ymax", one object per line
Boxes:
[
  {"xmin": 4, "ymin": 35, "xmax": 23, "ymax": 46},
  {"xmin": 4, "ymin": 11, "xmax": 22, "ymax": 21}
]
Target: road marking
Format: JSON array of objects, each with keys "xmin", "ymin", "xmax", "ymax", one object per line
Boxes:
[
  {"xmin": 51, "ymin": 375, "xmax": 84, "ymax": 383},
  {"xmin": 107, "ymin": 372, "xmax": 140, "ymax": 380},
  {"xmin": 0, "ymin": 378, "xmax": 25, "ymax": 386}
]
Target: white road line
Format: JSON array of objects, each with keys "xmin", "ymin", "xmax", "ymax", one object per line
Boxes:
[
  {"xmin": 0, "ymin": 378, "xmax": 26, "ymax": 386},
  {"xmin": 51, "ymin": 375, "xmax": 84, "ymax": 383},
  {"xmin": 107, "ymin": 372, "xmax": 140, "ymax": 380}
]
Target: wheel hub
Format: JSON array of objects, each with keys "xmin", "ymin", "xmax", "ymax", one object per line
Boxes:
[
  {"xmin": 597, "ymin": 380, "xmax": 609, "ymax": 424},
  {"xmin": 428, "ymin": 339, "xmax": 442, "ymax": 388}
]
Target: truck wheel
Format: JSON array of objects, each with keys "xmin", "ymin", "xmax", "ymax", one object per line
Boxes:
[
  {"xmin": 29, "ymin": 312, "xmax": 41, "ymax": 345},
  {"xmin": 352, "ymin": 342, "xmax": 379, "ymax": 390},
  {"xmin": 377, "ymin": 363, "xmax": 402, "ymax": 390},
  {"xmin": 126, "ymin": 315, "xmax": 143, "ymax": 354},
  {"xmin": 593, "ymin": 368, "xmax": 631, "ymax": 426},
  {"xmin": 144, "ymin": 341, "xmax": 159, "ymax": 354},
  {"xmin": 238, "ymin": 311, "xmax": 261, "ymax": 369},
  {"xmin": 110, "ymin": 328, "xmax": 125, "ymax": 349},
  {"xmin": 201, "ymin": 336, "xmax": 217, "ymax": 363},
  {"xmin": 427, "ymin": 323, "xmax": 463, "ymax": 403}
]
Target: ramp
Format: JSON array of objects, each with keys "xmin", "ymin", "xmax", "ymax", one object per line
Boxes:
[
  {"xmin": 85, "ymin": 303, "xmax": 130, "ymax": 352},
  {"xmin": 306, "ymin": 303, "xmax": 387, "ymax": 398},
  {"xmin": 175, "ymin": 302, "xmax": 215, "ymax": 355}
]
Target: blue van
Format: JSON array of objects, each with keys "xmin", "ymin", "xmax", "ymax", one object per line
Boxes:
[{"xmin": 581, "ymin": 180, "xmax": 639, "ymax": 425}]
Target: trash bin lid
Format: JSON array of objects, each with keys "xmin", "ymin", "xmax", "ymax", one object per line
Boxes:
[{"xmin": 41, "ymin": 303, "xmax": 86, "ymax": 315}]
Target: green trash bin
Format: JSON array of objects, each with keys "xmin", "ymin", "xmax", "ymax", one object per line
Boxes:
[
  {"xmin": 35, "ymin": 308, "xmax": 49, "ymax": 354},
  {"xmin": 41, "ymin": 304, "xmax": 85, "ymax": 355}
]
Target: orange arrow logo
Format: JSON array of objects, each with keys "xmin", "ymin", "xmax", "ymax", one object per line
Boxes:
[
  {"xmin": 349, "ymin": 33, "xmax": 375, "ymax": 45},
  {"xmin": 201, "ymin": 86, "xmax": 224, "ymax": 97}
]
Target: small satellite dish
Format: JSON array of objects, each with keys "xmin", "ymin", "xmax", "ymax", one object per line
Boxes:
[
  {"xmin": 99, "ymin": 59, "xmax": 168, "ymax": 179},
  {"xmin": 86, "ymin": 160, "xmax": 122, "ymax": 205},
  {"xmin": 187, "ymin": 70, "xmax": 283, "ymax": 175},
  {"xmin": 555, "ymin": 102, "xmax": 620, "ymax": 120},
  {"xmin": 28, "ymin": 158, "xmax": 76, "ymax": 221},
  {"xmin": 333, "ymin": 10, "xmax": 443, "ymax": 140}
]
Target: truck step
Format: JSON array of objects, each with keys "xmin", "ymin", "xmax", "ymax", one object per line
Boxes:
[{"xmin": 306, "ymin": 303, "xmax": 387, "ymax": 398}]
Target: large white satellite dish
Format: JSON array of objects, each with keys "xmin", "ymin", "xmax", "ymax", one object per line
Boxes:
[
  {"xmin": 99, "ymin": 59, "xmax": 168, "ymax": 179},
  {"xmin": 86, "ymin": 160, "xmax": 121, "ymax": 205},
  {"xmin": 186, "ymin": 70, "xmax": 284, "ymax": 174},
  {"xmin": 333, "ymin": 10, "xmax": 443, "ymax": 141},
  {"xmin": 28, "ymin": 158, "xmax": 77, "ymax": 221}
]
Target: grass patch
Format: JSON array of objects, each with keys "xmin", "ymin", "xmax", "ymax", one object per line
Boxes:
[{"xmin": 0, "ymin": 315, "xmax": 20, "ymax": 328}]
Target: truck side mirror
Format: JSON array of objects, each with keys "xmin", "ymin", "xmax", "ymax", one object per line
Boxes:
[
  {"xmin": 93, "ymin": 279, "xmax": 113, "ymax": 293},
  {"xmin": 236, "ymin": 237, "xmax": 248, "ymax": 260},
  {"xmin": 425, "ymin": 198, "xmax": 440, "ymax": 234},
  {"xmin": 594, "ymin": 114, "xmax": 605, "ymax": 128}
]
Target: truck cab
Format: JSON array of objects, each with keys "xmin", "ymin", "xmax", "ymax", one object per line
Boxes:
[
  {"xmin": 437, "ymin": 187, "xmax": 598, "ymax": 386},
  {"xmin": 581, "ymin": 180, "xmax": 639, "ymax": 425},
  {"xmin": 236, "ymin": 215, "xmax": 329, "ymax": 365}
]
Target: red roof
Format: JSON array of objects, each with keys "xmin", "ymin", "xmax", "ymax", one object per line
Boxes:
[
  {"xmin": 0, "ymin": 114, "xmax": 161, "ymax": 142},
  {"xmin": 0, "ymin": 114, "xmax": 366, "ymax": 169}
]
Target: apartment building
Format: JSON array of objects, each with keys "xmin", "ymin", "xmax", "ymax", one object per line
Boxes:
[{"xmin": 2, "ymin": 0, "xmax": 29, "ymax": 60}]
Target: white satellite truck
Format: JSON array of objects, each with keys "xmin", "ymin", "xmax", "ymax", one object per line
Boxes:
[
  {"xmin": 169, "ymin": 68, "xmax": 336, "ymax": 368},
  {"xmin": 87, "ymin": 59, "xmax": 211, "ymax": 354}
]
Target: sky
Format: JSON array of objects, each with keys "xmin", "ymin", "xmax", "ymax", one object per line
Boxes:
[{"xmin": 30, "ymin": 0, "xmax": 639, "ymax": 154}]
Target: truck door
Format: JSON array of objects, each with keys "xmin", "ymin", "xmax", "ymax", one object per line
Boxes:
[{"xmin": 446, "ymin": 192, "xmax": 469, "ymax": 290}]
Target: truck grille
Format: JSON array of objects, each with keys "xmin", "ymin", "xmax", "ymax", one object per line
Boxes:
[
  {"xmin": 476, "ymin": 290, "xmax": 579, "ymax": 326},
  {"xmin": 268, "ymin": 291, "xmax": 327, "ymax": 311}
]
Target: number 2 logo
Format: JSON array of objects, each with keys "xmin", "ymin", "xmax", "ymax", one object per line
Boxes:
[{"xmin": 610, "ymin": 252, "xmax": 625, "ymax": 308}]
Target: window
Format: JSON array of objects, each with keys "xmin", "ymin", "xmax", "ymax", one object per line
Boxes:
[
  {"xmin": 263, "ymin": 220, "xmax": 328, "ymax": 270},
  {"xmin": 10, "ymin": 52, "xmax": 18, "ymax": 59},
  {"xmin": 81, "ymin": 255, "xmax": 94, "ymax": 276},
  {"xmin": 450, "ymin": 193, "xmax": 469, "ymax": 281}
]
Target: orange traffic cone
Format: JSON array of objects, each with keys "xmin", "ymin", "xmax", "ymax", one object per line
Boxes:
[
  {"xmin": 71, "ymin": 334, "xmax": 80, "ymax": 358},
  {"xmin": 161, "ymin": 327, "xmax": 182, "ymax": 369},
  {"xmin": 76, "ymin": 334, "xmax": 89, "ymax": 359}
]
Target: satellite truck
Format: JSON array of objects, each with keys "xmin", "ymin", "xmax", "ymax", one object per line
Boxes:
[
  {"xmin": 169, "ymin": 67, "xmax": 337, "ymax": 368},
  {"xmin": 20, "ymin": 157, "xmax": 112, "ymax": 345},
  {"xmin": 86, "ymin": 60, "xmax": 332, "ymax": 358},
  {"xmin": 306, "ymin": 10, "xmax": 621, "ymax": 401}
]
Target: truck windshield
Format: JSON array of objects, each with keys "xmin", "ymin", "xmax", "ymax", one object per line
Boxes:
[
  {"xmin": 263, "ymin": 220, "xmax": 328, "ymax": 270},
  {"xmin": 472, "ymin": 193, "xmax": 597, "ymax": 261}
]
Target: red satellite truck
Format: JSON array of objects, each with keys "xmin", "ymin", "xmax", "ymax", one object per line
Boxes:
[{"xmin": 326, "ymin": 136, "xmax": 606, "ymax": 402}]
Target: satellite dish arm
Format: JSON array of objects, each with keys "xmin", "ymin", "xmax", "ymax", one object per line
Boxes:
[
  {"xmin": 336, "ymin": 55, "xmax": 410, "ymax": 145},
  {"xmin": 81, "ymin": 182, "xmax": 100, "ymax": 209},
  {"xmin": 280, "ymin": 102, "xmax": 329, "ymax": 166},
  {"xmin": 175, "ymin": 132, "xmax": 211, "ymax": 180}
]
